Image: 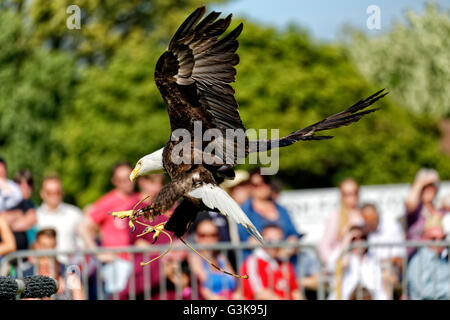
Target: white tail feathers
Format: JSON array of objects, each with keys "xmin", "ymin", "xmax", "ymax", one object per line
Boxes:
[{"xmin": 189, "ymin": 184, "xmax": 263, "ymax": 243}]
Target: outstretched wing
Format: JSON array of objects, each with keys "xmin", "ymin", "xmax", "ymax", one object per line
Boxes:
[
  {"xmin": 155, "ymin": 7, "xmax": 246, "ymax": 164},
  {"xmin": 189, "ymin": 184, "xmax": 263, "ymax": 243},
  {"xmin": 249, "ymin": 89, "xmax": 388, "ymax": 152}
]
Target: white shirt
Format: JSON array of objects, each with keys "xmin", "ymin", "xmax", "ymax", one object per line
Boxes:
[
  {"xmin": 328, "ymin": 251, "xmax": 388, "ymax": 300},
  {"xmin": 37, "ymin": 203, "xmax": 84, "ymax": 263},
  {"xmin": 367, "ymin": 218, "xmax": 406, "ymax": 262},
  {"xmin": 0, "ymin": 179, "xmax": 23, "ymax": 211},
  {"xmin": 442, "ymin": 213, "xmax": 450, "ymax": 239}
]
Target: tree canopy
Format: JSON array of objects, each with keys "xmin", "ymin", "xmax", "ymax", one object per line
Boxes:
[
  {"xmin": 0, "ymin": 10, "xmax": 76, "ymax": 188},
  {"xmin": 347, "ymin": 3, "xmax": 450, "ymax": 118}
]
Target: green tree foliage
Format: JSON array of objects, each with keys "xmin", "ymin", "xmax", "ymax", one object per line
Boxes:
[
  {"xmin": 4, "ymin": 0, "xmax": 225, "ymax": 61},
  {"xmin": 0, "ymin": 0, "xmax": 223, "ymax": 204},
  {"xmin": 51, "ymin": 31, "xmax": 171, "ymax": 205},
  {"xmin": 0, "ymin": 2, "xmax": 448, "ymax": 207},
  {"xmin": 0, "ymin": 10, "xmax": 76, "ymax": 187},
  {"xmin": 233, "ymin": 23, "xmax": 450, "ymax": 189},
  {"xmin": 347, "ymin": 3, "xmax": 450, "ymax": 118}
]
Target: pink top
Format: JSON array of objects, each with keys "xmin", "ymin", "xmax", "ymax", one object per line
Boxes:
[
  {"xmin": 318, "ymin": 209, "xmax": 364, "ymax": 265},
  {"xmin": 90, "ymin": 190, "xmax": 141, "ymax": 259}
]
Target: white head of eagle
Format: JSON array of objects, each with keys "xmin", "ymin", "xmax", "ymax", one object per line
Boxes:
[{"xmin": 130, "ymin": 148, "xmax": 164, "ymax": 181}]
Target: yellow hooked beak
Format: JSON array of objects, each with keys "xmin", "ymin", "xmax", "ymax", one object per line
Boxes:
[{"xmin": 130, "ymin": 162, "xmax": 142, "ymax": 181}]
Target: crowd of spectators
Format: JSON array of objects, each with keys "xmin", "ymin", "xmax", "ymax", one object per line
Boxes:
[{"xmin": 1, "ymin": 154, "xmax": 450, "ymax": 300}]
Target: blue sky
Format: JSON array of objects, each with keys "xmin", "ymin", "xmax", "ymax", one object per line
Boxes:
[{"xmin": 212, "ymin": 0, "xmax": 449, "ymax": 41}]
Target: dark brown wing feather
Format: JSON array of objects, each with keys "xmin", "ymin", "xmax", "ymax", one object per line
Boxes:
[
  {"xmin": 169, "ymin": 9, "xmax": 244, "ymax": 131},
  {"xmin": 155, "ymin": 8, "xmax": 387, "ymax": 163},
  {"xmin": 249, "ymin": 89, "xmax": 388, "ymax": 152},
  {"xmin": 155, "ymin": 7, "xmax": 246, "ymax": 165}
]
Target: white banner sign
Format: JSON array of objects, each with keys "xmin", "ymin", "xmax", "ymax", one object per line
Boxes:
[{"xmin": 278, "ymin": 181, "xmax": 450, "ymax": 243}]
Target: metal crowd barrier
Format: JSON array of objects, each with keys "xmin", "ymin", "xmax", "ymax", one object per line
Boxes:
[{"xmin": 1, "ymin": 241, "xmax": 449, "ymax": 300}]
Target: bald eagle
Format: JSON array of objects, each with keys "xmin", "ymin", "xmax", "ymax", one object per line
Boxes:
[{"xmin": 112, "ymin": 7, "xmax": 387, "ymax": 245}]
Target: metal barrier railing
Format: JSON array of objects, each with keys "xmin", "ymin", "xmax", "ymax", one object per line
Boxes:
[
  {"xmin": 1, "ymin": 240, "xmax": 449, "ymax": 300},
  {"xmin": 0, "ymin": 241, "xmax": 324, "ymax": 300}
]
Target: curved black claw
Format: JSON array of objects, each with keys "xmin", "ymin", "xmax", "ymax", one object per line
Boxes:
[
  {"xmin": 152, "ymin": 236, "xmax": 159, "ymax": 245},
  {"xmin": 130, "ymin": 224, "xmax": 136, "ymax": 233}
]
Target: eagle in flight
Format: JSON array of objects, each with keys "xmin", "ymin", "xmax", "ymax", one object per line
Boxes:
[{"xmin": 112, "ymin": 7, "xmax": 387, "ymax": 248}]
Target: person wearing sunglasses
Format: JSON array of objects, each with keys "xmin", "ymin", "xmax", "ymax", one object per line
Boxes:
[
  {"xmin": 189, "ymin": 215, "xmax": 239, "ymax": 300},
  {"xmin": 238, "ymin": 169, "xmax": 301, "ymax": 260},
  {"xmin": 327, "ymin": 219, "xmax": 389, "ymax": 300},
  {"xmin": 407, "ymin": 214, "xmax": 450, "ymax": 300},
  {"xmin": 77, "ymin": 162, "xmax": 141, "ymax": 297},
  {"xmin": 36, "ymin": 175, "xmax": 84, "ymax": 264}
]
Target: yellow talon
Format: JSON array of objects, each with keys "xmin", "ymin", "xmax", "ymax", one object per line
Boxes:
[
  {"xmin": 133, "ymin": 220, "xmax": 172, "ymax": 267},
  {"xmin": 109, "ymin": 195, "xmax": 154, "ymax": 234},
  {"xmin": 152, "ymin": 223, "xmax": 166, "ymax": 241},
  {"xmin": 110, "ymin": 210, "xmax": 134, "ymax": 219}
]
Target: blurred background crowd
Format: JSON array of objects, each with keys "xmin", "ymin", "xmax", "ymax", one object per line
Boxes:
[
  {"xmin": 0, "ymin": 0, "xmax": 449, "ymax": 300},
  {"xmin": 1, "ymin": 157, "xmax": 450, "ymax": 300}
]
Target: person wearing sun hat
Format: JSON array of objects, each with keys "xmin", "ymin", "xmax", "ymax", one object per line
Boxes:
[
  {"xmin": 220, "ymin": 170, "xmax": 251, "ymax": 205},
  {"xmin": 407, "ymin": 214, "xmax": 449, "ymax": 300},
  {"xmin": 405, "ymin": 168, "xmax": 442, "ymax": 258}
]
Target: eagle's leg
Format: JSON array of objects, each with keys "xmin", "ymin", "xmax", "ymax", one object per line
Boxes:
[
  {"xmin": 111, "ymin": 179, "xmax": 192, "ymax": 234},
  {"xmin": 136, "ymin": 192, "xmax": 198, "ymax": 243},
  {"xmin": 164, "ymin": 198, "xmax": 200, "ymax": 238},
  {"xmin": 137, "ymin": 179, "xmax": 193, "ymax": 222}
]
